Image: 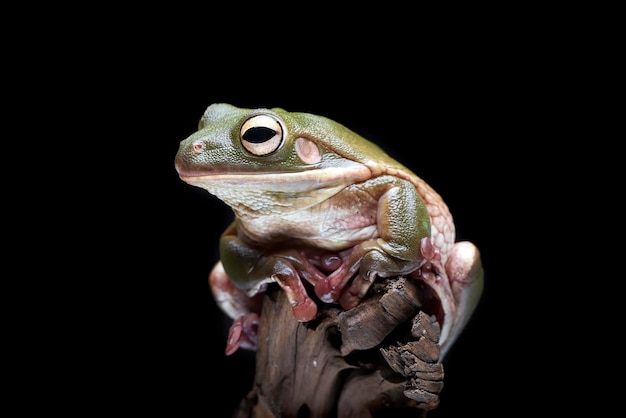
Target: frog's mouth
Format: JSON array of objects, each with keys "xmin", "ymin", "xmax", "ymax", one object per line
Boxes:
[{"xmin": 177, "ymin": 165, "xmax": 374, "ymax": 193}]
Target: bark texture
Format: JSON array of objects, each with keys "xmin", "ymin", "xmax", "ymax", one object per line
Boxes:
[{"xmin": 233, "ymin": 277, "xmax": 444, "ymax": 418}]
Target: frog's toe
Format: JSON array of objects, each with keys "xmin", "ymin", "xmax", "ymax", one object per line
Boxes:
[
  {"xmin": 291, "ymin": 297, "xmax": 318, "ymax": 322},
  {"xmin": 314, "ymin": 277, "xmax": 339, "ymax": 303},
  {"xmin": 338, "ymin": 272, "xmax": 376, "ymax": 310},
  {"xmin": 225, "ymin": 312, "xmax": 259, "ymax": 356},
  {"xmin": 271, "ymin": 261, "xmax": 320, "ymax": 322},
  {"xmin": 313, "ymin": 262, "xmax": 355, "ymax": 303}
]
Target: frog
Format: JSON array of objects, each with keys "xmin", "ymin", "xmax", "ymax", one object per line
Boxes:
[{"xmin": 174, "ymin": 103, "xmax": 483, "ymax": 359}]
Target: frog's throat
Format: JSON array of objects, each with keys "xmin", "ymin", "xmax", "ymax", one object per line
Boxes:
[{"xmin": 216, "ymin": 183, "xmax": 349, "ymax": 218}]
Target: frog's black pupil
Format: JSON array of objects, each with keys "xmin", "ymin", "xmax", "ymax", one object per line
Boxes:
[{"xmin": 243, "ymin": 127, "xmax": 276, "ymax": 143}]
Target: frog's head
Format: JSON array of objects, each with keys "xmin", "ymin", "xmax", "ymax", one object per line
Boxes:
[
  {"xmin": 175, "ymin": 104, "xmax": 401, "ymax": 213},
  {"xmin": 175, "ymin": 103, "xmax": 396, "ymax": 176}
]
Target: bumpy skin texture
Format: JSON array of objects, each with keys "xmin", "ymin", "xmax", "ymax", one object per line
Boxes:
[{"xmin": 175, "ymin": 103, "xmax": 484, "ymax": 359}]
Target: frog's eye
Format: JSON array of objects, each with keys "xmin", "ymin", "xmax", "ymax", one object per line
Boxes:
[{"xmin": 240, "ymin": 114, "xmax": 285, "ymax": 156}]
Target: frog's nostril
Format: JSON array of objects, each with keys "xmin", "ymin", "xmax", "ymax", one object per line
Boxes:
[{"xmin": 192, "ymin": 140, "xmax": 204, "ymax": 153}]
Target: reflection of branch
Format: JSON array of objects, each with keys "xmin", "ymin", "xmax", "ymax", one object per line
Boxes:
[{"xmin": 233, "ymin": 276, "xmax": 444, "ymax": 418}]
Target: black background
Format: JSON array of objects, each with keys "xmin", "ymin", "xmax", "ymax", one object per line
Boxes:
[
  {"xmin": 11, "ymin": 12, "xmax": 596, "ymax": 416},
  {"xmin": 58, "ymin": 49, "xmax": 549, "ymax": 415}
]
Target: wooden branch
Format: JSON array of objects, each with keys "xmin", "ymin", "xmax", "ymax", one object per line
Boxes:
[{"xmin": 233, "ymin": 277, "xmax": 443, "ymax": 418}]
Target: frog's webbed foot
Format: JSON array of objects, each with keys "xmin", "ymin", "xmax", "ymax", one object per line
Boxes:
[
  {"xmin": 413, "ymin": 237, "xmax": 452, "ymax": 334},
  {"xmin": 255, "ymin": 250, "xmax": 354, "ymax": 322},
  {"xmin": 252, "ymin": 249, "xmax": 330, "ymax": 323},
  {"xmin": 270, "ymin": 257, "xmax": 321, "ymax": 322},
  {"xmin": 314, "ymin": 244, "xmax": 421, "ymax": 311},
  {"xmin": 313, "ymin": 249, "xmax": 361, "ymax": 307},
  {"xmin": 225, "ymin": 312, "xmax": 259, "ymax": 356}
]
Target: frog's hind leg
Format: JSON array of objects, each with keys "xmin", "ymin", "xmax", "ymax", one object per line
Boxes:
[
  {"xmin": 412, "ymin": 238, "xmax": 483, "ymax": 359},
  {"xmin": 441, "ymin": 241, "xmax": 484, "ymax": 357},
  {"xmin": 209, "ymin": 261, "xmax": 264, "ymax": 355},
  {"xmin": 209, "ymin": 261, "xmax": 263, "ymax": 320}
]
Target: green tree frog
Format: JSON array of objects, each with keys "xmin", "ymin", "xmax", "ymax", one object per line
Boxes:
[{"xmin": 175, "ymin": 103, "xmax": 483, "ymax": 358}]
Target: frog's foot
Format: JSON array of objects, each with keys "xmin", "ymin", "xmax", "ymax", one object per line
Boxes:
[
  {"xmin": 336, "ymin": 272, "xmax": 376, "ymax": 310},
  {"xmin": 225, "ymin": 312, "xmax": 260, "ymax": 356},
  {"xmin": 413, "ymin": 237, "xmax": 455, "ymax": 347},
  {"xmin": 315, "ymin": 245, "xmax": 424, "ymax": 311},
  {"xmin": 313, "ymin": 249, "xmax": 360, "ymax": 305},
  {"xmin": 272, "ymin": 257, "xmax": 320, "ymax": 322},
  {"xmin": 257, "ymin": 249, "xmax": 355, "ymax": 322}
]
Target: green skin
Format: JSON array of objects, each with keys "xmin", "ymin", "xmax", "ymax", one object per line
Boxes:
[{"xmin": 175, "ymin": 103, "xmax": 483, "ymax": 358}]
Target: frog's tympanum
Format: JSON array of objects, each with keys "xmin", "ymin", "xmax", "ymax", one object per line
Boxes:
[{"xmin": 175, "ymin": 103, "xmax": 483, "ymax": 359}]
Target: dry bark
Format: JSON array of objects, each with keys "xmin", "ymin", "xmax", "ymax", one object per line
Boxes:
[{"xmin": 233, "ymin": 276, "xmax": 444, "ymax": 418}]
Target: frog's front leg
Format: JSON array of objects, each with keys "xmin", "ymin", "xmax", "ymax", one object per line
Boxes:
[
  {"xmin": 314, "ymin": 178, "xmax": 431, "ymax": 309},
  {"xmin": 219, "ymin": 223, "xmax": 328, "ymax": 323}
]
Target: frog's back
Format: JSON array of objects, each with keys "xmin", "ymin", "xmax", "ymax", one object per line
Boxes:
[{"xmin": 283, "ymin": 108, "xmax": 457, "ymax": 261}]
